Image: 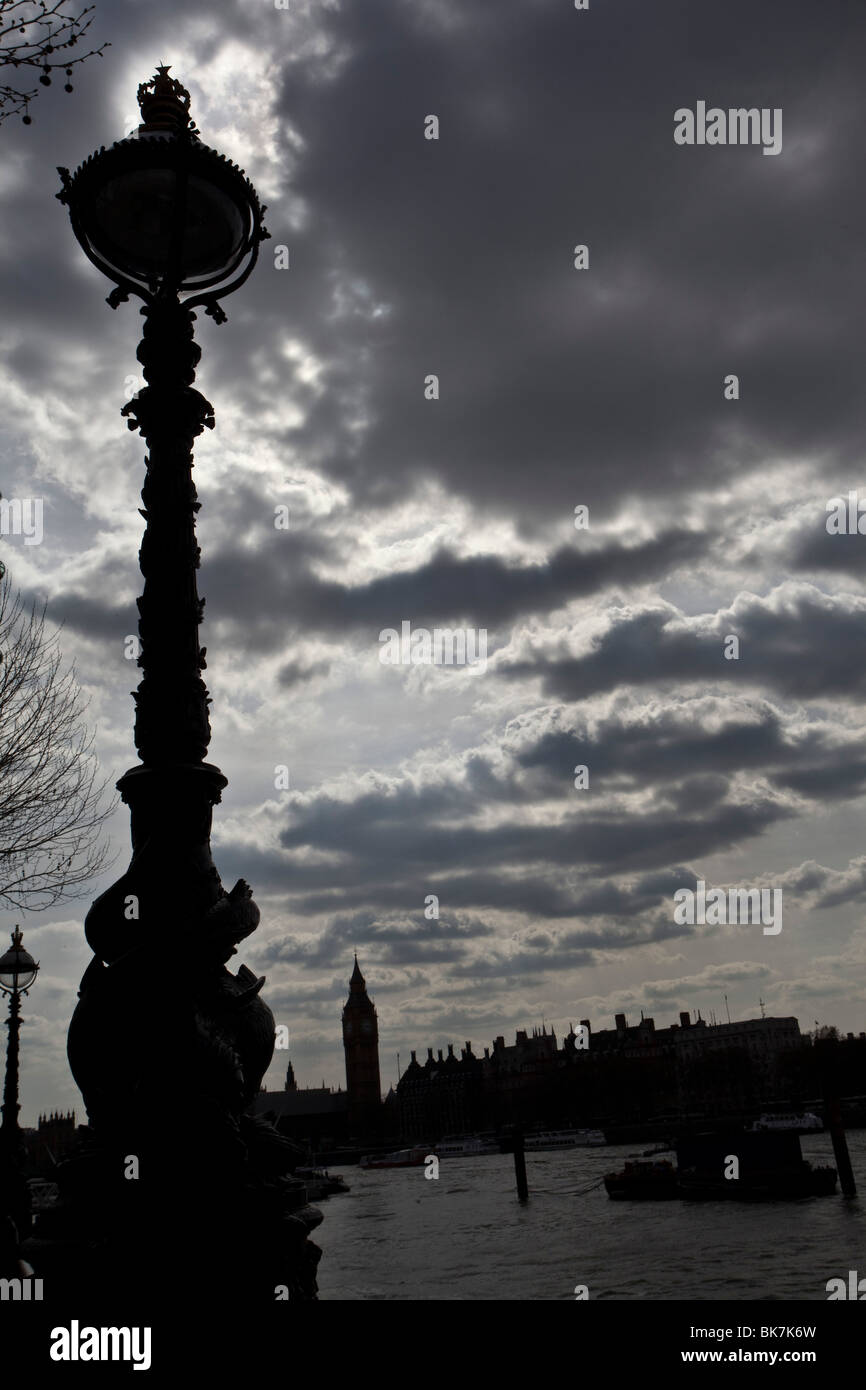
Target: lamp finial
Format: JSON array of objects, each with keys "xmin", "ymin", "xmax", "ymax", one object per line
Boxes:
[{"xmin": 136, "ymin": 66, "xmax": 198, "ymax": 135}]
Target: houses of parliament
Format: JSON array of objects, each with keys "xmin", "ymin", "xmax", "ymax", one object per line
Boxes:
[{"xmin": 252, "ymin": 958, "xmax": 856, "ymax": 1150}]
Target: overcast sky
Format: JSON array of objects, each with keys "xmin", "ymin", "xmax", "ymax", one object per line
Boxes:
[{"xmin": 2, "ymin": 0, "xmax": 866, "ymax": 1122}]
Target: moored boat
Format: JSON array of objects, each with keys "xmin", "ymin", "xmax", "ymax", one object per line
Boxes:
[
  {"xmin": 604, "ymin": 1157, "xmax": 679, "ymax": 1200},
  {"xmin": 676, "ymin": 1130, "xmax": 836, "ymax": 1200},
  {"xmin": 604, "ymin": 1128, "xmax": 838, "ymax": 1201},
  {"xmin": 295, "ymin": 1166, "xmax": 350, "ymax": 1199}
]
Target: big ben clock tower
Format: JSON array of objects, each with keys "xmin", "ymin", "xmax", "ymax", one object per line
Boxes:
[{"xmin": 342, "ymin": 955, "xmax": 382, "ymax": 1138}]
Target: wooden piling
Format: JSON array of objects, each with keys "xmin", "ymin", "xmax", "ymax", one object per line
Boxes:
[
  {"xmin": 513, "ymin": 1126, "xmax": 529, "ymax": 1202},
  {"xmin": 825, "ymin": 1095, "xmax": 856, "ymax": 1197}
]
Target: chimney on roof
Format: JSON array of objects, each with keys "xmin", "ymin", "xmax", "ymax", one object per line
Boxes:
[
  {"xmin": 615, "ymin": 1013, "xmax": 626, "ymax": 1032},
  {"xmin": 679, "ymin": 1011, "xmax": 690, "ymax": 1028}
]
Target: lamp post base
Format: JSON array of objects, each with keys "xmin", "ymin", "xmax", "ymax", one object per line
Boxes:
[{"xmin": 54, "ymin": 761, "xmax": 323, "ymax": 1302}]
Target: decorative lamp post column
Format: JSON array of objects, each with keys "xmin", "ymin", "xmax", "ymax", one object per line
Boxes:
[
  {"xmin": 54, "ymin": 69, "xmax": 321, "ymax": 1303},
  {"xmin": 0, "ymin": 928, "xmax": 40, "ymax": 1151},
  {"xmin": 0, "ymin": 928, "xmax": 39, "ymax": 1258}
]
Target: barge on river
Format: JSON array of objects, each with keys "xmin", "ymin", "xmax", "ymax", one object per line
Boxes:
[{"xmin": 605, "ymin": 1129, "xmax": 837, "ymax": 1201}]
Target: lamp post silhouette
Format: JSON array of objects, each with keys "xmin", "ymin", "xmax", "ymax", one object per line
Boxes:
[
  {"xmin": 53, "ymin": 69, "xmax": 322, "ymax": 1303},
  {"xmin": 0, "ymin": 927, "xmax": 39, "ymax": 1152},
  {"xmin": 0, "ymin": 927, "xmax": 39, "ymax": 1262}
]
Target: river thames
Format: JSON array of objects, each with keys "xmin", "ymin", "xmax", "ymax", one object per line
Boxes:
[{"xmin": 315, "ymin": 1132, "xmax": 865, "ymax": 1301}]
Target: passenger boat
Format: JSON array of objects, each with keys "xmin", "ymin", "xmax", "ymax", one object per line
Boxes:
[
  {"xmin": 434, "ymin": 1134, "xmax": 500, "ymax": 1157},
  {"xmin": 359, "ymin": 1146, "xmax": 430, "ymax": 1169},
  {"xmin": 524, "ymin": 1128, "xmax": 606, "ymax": 1151},
  {"xmin": 746, "ymin": 1111, "xmax": 822, "ymax": 1132}
]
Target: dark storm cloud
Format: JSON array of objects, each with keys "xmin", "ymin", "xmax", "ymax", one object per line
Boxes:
[
  {"xmin": 517, "ymin": 704, "xmax": 866, "ymax": 803},
  {"xmin": 258, "ymin": 776, "xmax": 793, "ymax": 924},
  {"xmin": 247, "ymin": 0, "xmax": 866, "ymax": 526},
  {"xmin": 284, "ymin": 871, "xmax": 585, "ymax": 922},
  {"xmin": 504, "ymin": 587, "xmax": 866, "ymax": 701},
  {"xmin": 212, "ymin": 687, "xmax": 862, "ymax": 928},
  {"xmin": 780, "ymin": 856, "xmax": 866, "ymax": 912},
  {"xmin": 197, "ymin": 527, "xmax": 707, "ymax": 653},
  {"xmin": 277, "ymin": 656, "xmax": 332, "ymax": 688},
  {"xmin": 278, "ymin": 780, "xmax": 788, "ymax": 875},
  {"xmin": 259, "ymin": 908, "xmax": 493, "ymax": 972},
  {"xmin": 46, "ymin": 590, "xmax": 137, "ymax": 644},
  {"xmin": 792, "ymin": 526, "xmax": 866, "ymax": 578}
]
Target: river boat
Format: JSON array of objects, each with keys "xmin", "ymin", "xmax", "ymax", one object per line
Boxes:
[
  {"xmin": 604, "ymin": 1129, "xmax": 837, "ymax": 1201},
  {"xmin": 435, "ymin": 1135, "xmax": 500, "ymax": 1157},
  {"xmin": 746, "ymin": 1111, "xmax": 822, "ymax": 1133},
  {"xmin": 295, "ymin": 1166, "xmax": 350, "ymax": 1200},
  {"xmin": 676, "ymin": 1130, "xmax": 836, "ymax": 1200},
  {"xmin": 604, "ymin": 1157, "xmax": 679, "ymax": 1200},
  {"xmin": 524, "ymin": 1128, "xmax": 606, "ymax": 1151},
  {"xmin": 359, "ymin": 1146, "xmax": 430, "ymax": 1169}
]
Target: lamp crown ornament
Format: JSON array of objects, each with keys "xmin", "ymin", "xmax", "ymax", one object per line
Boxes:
[{"xmin": 136, "ymin": 65, "xmax": 199, "ymax": 136}]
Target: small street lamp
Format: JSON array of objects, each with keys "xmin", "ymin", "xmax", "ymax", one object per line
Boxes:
[
  {"xmin": 0, "ymin": 927, "xmax": 39, "ymax": 1261},
  {"xmin": 0, "ymin": 927, "xmax": 40, "ymax": 1152}
]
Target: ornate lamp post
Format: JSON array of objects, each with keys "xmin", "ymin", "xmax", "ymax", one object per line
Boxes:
[
  {"xmin": 0, "ymin": 928, "xmax": 39, "ymax": 1150},
  {"xmin": 0, "ymin": 928, "xmax": 39, "ymax": 1262},
  {"xmin": 53, "ymin": 69, "xmax": 322, "ymax": 1303}
]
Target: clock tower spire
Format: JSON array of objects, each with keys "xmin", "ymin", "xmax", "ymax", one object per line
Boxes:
[{"xmin": 342, "ymin": 955, "xmax": 381, "ymax": 1138}]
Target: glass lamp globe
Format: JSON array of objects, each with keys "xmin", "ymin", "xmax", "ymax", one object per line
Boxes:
[
  {"xmin": 87, "ymin": 159, "xmax": 248, "ymax": 288},
  {"xmin": 0, "ymin": 929, "xmax": 39, "ymax": 994}
]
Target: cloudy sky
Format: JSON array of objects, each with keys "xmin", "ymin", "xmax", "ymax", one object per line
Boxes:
[{"xmin": 2, "ymin": 0, "xmax": 866, "ymax": 1122}]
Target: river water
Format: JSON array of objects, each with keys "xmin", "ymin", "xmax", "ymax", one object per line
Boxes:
[{"xmin": 315, "ymin": 1132, "xmax": 865, "ymax": 1301}]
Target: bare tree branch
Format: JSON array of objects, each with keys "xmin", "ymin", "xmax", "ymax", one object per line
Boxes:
[
  {"xmin": 0, "ymin": 0, "xmax": 109, "ymax": 127},
  {"xmin": 0, "ymin": 564, "xmax": 118, "ymax": 911}
]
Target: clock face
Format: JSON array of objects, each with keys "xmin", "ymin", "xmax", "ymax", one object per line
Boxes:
[
  {"xmin": 361, "ymin": 1018, "xmax": 372, "ymax": 1035},
  {"xmin": 345, "ymin": 1021, "xmax": 353, "ymax": 1038}
]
